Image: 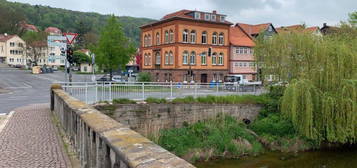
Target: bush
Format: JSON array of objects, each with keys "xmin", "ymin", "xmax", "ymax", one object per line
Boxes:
[
  {"xmin": 145, "ymin": 97, "xmax": 167, "ymax": 104},
  {"xmin": 171, "ymin": 95, "xmax": 269, "ymax": 105},
  {"xmin": 250, "ymin": 114, "xmax": 295, "ymax": 137},
  {"xmin": 112, "ymin": 98, "xmax": 136, "ymax": 104},
  {"xmin": 137, "ymin": 72, "xmax": 152, "ymax": 82},
  {"xmin": 157, "ymin": 116, "xmax": 263, "ymax": 159}
]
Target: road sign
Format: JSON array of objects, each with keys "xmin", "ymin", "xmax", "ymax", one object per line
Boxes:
[
  {"xmin": 63, "ymin": 33, "xmax": 78, "ymax": 44},
  {"xmin": 47, "ymin": 35, "xmax": 67, "ymax": 47}
]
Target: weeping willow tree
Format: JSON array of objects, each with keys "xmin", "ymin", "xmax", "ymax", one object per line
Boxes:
[{"xmin": 255, "ymin": 25, "xmax": 357, "ymax": 144}]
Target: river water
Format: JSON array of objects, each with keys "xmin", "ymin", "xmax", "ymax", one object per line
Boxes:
[{"xmin": 195, "ymin": 146, "xmax": 357, "ymax": 168}]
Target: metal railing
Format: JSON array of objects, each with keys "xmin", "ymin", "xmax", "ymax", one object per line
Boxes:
[{"xmin": 60, "ymin": 82, "xmax": 265, "ymax": 104}]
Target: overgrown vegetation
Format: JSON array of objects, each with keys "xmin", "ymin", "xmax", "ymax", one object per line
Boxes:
[
  {"xmin": 255, "ymin": 25, "xmax": 357, "ymax": 144},
  {"xmin": 157, "ymin": 115, "xmax": 263, "ymax": 162},
  {"xmin": 112, "ymin": 98, "xmax": 136, "ymax": 104},
  {"xmin": 171, "ymin": 95, "xmax": 268, "ymax": 105},
  {"xmin": 145, "ymin": 97, "xmax": 167, "ymax": 104},
  {"xmin": 137, "ymin": 72, "xmax": 152, "ymax": 82}
]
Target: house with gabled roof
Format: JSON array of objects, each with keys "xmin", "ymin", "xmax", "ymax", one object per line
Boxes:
[
  {"xmin": 276, "ymin": 24, "xmax": 322, "ymax": 36},
  {"xmin": 236, "ymin": 23, "xmax": 277, "ymax": 38},
  {"xmin": 0, "ymin": 34, "xmax": 27, "ymax": 66}
]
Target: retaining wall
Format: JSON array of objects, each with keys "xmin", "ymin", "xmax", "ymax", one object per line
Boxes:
[
  {"xmin": 51, "ymin": 86, "xmax": 195, "ymax": 168},
  {"xmin": 97, "ymin": 103, "xmax": 262, "ymax": 137}
]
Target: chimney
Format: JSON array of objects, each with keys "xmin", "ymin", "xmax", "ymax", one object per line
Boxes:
[
  {"xmin": 213, "ymin": 10, "xmax": 217, "ymax": 14},
  {"xmin": 323, "ymin": 23, "xmax": 327, "ymax": 27}
]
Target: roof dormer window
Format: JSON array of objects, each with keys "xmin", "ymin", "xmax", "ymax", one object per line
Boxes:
[
  {"xmin": 194, "ymin": 12, "xmax": 201, "ymax": 19},
  {"xmin": 211, "ymin": 14, "xmax": 216, "ymax": 21},
  {"xmin": 204, "ymin": 13, "xmax": 210, "ymax": 21},
  {"xmin": 220, "ymin": 16, "xmax": 225, "ymax": 22}
]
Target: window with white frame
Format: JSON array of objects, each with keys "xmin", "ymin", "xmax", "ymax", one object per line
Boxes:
[
  {"xmin": 169, "ymin": 51, "xmax": 174, "ymax": 65},
  {"xmin": 204, "ymin": 13, "xmax": 210, "ymax": 20},
  {"xmin": 148, "ymin": 54, "xmax": 151, "ymax": 65},
  {"xmin": 190, "ymin": 30, "xmax": 196, "ymax": 43},
  {"xmin": 169, "ymin": 30, "xmax": 174, "ymax": 43},
  {"xmin": 183, "ymin": 51, "xmax": 188, "ymax": 65},
  {"xmin": 155, "ymin": 52, "xmax": 161, "ymax": 65},
  {"xmin": 211, "ymin": 14, "xmax": 216, "ymax": 21},
  {"xmin": 143, "ymin": 35, "xmax": 147, "ymax": 47},
  {"xmin": 201, "ymin": 52, "xmax": 207, "ymax": 65},
  {"xmin": 183, "ymin": 29, "xmax": 189, "ymax": 43},
  {"xmin": 148, "ymin": 35, "xmax": 151, "ymax": 46},
  {"xmin": 202, "ymin": 31, "xmax": 207, "ymax": 44},
  {"xmin": 194, "ymin": 12, "xmax": 201, "ymax": 19},
  {"xmin": 190, "ymin": 51, "xmax": 196, "ymax": 65},
  {"xmin": 10, "ymin": 42, "xmax": 15, "ymax": 47},
  {"xmin": 218, "ymin": 53, "xmax": 223, "ymax": 65},
  {"xmin": 165, "ymin": 31, "xmax": 169, "ymax": 43},
  {"xmin": 220, "ymin": 16, "xmax": 225, "ymax": 22},
  {"xmin": 218, "ymin": 33, "xmax": 224, "ymax": 45},
  {"xmin": 156, "ymin": 32, "xmax": 160, "ymax": 45},
  {"xmin": 212, "ymin": 52, "xmax": 217, "ymax": 65},
  {"xmin": 164, "ymin": 52, "xmax": 169, "ymax": 65},
  {"xmin": 212, "ymin": 32, "xmax": 217, "ymax": 45}
]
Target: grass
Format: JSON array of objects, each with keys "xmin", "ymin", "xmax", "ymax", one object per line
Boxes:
[
  {"xmin": 171, "ymin": 95, "xmax": 269, "ymax": 105},
  {"xmin": 75, "ymin": 71, "xmax": 105, "ymax": 75},
  {"xmin": 156, "ymin": 115, "xmax": 263, "ymax": 162},
  {"xmin": 145, "ymin": 97, "xmax": 167, "ymax": 104},
  {"xmin": 112, "ymin": 98, "xmax": 136, "ymax": 104}
]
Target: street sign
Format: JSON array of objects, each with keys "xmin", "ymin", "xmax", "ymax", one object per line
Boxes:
[
  {"xmin": 63, "ymin": 33, "xmax": 78, "ymax": 44},
  {"xmin": 47, "ymin": 35, "xmax": 67, "ymax": 48}
]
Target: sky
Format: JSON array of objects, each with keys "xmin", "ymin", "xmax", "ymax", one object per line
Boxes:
[{"xmin": 9, "ymin": 0, "xmax": 357, "ymax": 27}]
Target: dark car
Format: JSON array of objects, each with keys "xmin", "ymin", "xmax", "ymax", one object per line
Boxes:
[{"xmin": 96, "ymin": 75, "xmax": 112, "ymax": 82}]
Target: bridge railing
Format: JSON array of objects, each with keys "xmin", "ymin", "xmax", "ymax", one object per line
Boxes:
[
  {"xmin": 50, "ymin": 84, "xmax": 195, "ymax": 168},
  {"xmin": 59, "ymin": 82, "xmax": 264, "ymax": 104}
]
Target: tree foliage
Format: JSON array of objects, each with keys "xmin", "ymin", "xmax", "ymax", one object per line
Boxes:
[
  {"xmin": 73, "ymin": 51, "xmax": 91, "ymax": 64},
  {"xmin": 0, "ymin": 0, "xmax": 154, "ymax": 47},
  {"xmin": 349, "ymin": 11, "xmax": 357, "ymax": 27},
  {"xmin": 0, "ymin": 4, "xmax": 25, "ymax": 35},
  {"xmin": 255, "ymin": 26, "xmax": 357, "ymax": 144},
  {"xmin": 21, "ymin": 31, "xmax": 48, "ymax": 66},
  {"xmin": 93, "ymin": 15, "xmax": 136, "ymax": 79}
]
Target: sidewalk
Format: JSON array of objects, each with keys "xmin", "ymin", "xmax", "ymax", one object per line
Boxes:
[{"xmin": 0, "ymin": 104, "xmax": 71, "ymax": 168}]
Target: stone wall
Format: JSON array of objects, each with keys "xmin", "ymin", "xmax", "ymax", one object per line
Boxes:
[
  {"xmin": 51, "ymin": 85, "xmax": 195, "ymax": 168},
  {"xmin": 98, "ymin": 103, "xmax": 262, "ymax": 137}
]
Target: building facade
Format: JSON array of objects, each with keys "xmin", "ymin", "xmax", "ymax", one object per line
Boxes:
[
  {"xmin": 229, "ymin": 26, "xmax": 257, "ymax": 81},
  {"xmin": 0, "ymin": 34, "xmax": 27, "ymax": 66},
  {"xmin": 140, "ymin": 10, "xmax": 232, "ymax": 83}
]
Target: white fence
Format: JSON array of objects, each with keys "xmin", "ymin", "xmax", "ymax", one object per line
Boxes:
[{"xmin": 60, "ymin": 82, "xmax": 264, "ymax": 104}]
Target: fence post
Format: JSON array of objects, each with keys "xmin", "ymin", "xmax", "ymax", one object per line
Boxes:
[
  {"xmin": 170, "ymin": 81, "xmax": 173, "ymax": 99},
  {"xmin": 95, "ymin": 82, "xmax": 98, "ymax": 103},
  {"xmin": 85, "ymin": 82, "xmax": 88, "ymax": 104},
  {"xmin": 142, "ymin": 83, "xmax": 145, "ymax": 100},
  {"xmin": 216, "ymin": 82, "xmax": 219, "ymax": 93},
  {"xmin": 109, "ymin": 82, "xmax": 112, "ymax": 102}
]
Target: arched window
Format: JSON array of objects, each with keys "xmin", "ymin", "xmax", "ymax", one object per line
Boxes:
[
  {"xmin": 148, "ymin": 35, "xmax": 151, "ymax": 46},
  {"xmin": 190, "ymin": 30, "xmax": 196, "ymax": 43},
  {"xmin": 156, "ymin": 32, "xmax": 160, "ymax": 45},
  {"xmin": 201, "ymin": 52, "xmax": 207, "ymax": 65},
  {"xmin": 219, "ymin": 33, "xmax": 224, "ymax": 45},
  {"xmin": 169, "ymin": 51, "xmax": 174, "ymax": 65},
  {"xmin": 148, "ymin": 53, "xmax": 152, "ymax": 65},
  {"xmin": 169, "ymin": 30, "xmax": 174, "ymax": 43},
  {"xmin": 155, "ymin": 52, "xmax": 160, "ymax": 65},
  {"xmin": 144, "ymin": 53, "xmax": 147, "ymax": 65},
  {"xmin": 165, "ymin": 31, "xmax": 169, "ymax": 43},
  {"xmin": 212, "ymin": 32, "xmax": 217, "ymax": 45},
  {"xmin": 164, "ymin": 52, "xmax": 169, "ymax": 65},
  {"xmin": 212, "ymin": 52, "xmax": 217, "ymax": 65},
  {"xmin": 202, "ymin": 31, "xmax": 207, "ymax": 44},
  {"xmin": 144, "ymin": 35, "xmax": 147, "ymax": 47},
  {"xmin": 218, "ymin": 53, "xmax": 224, "ymax": 65},
  {"xmin": 190, "ymin": 51, "xmax": 196, "ymax": 65},
  {"xmin": 183, "ymin": 51, "xmax": 188, "ymax": 65},
  {"xmin": 183, "ymin": 29, "xmax": 188, "ymax": 43}
]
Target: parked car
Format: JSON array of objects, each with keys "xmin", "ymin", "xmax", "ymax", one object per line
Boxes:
[
  {"xmin": 112, "ymin": 76, "xmax": 125, "ymax": 82},
  {"xmin": 96, "ymin": 75, "xmax": 112, "ymax": 82}
]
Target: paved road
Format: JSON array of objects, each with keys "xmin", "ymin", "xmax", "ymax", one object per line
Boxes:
[
  {"xmin": 0, "ymin": 104, "xmax": 71, "ymax": 167},
  {"xmin": 0, "ymin": 65, "xmax": 100, "ymax": 114}
]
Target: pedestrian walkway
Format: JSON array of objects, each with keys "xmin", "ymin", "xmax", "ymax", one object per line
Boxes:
[{"xmin": 0, "ymin": 104, "xmax": 71, "ymax": 168}]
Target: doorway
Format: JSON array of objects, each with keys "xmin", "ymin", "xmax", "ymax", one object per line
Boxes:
[{"xmin": 201, "ymin": 74, "xmax": 208, "ymax": 83}]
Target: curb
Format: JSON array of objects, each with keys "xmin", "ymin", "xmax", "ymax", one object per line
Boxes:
[{"xmin": 0, "ymin": 111, "xmax": 15, "ymax": 133}]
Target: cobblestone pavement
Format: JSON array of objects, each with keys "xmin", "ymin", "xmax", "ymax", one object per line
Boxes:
[{"xmin": 0, "ymin": 104, "xmax": 71, "ymax": 168}]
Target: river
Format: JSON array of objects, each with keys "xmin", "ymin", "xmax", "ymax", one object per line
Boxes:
[{"xmin": 195, "ymin": 145, "xmax": 357, "ymax": 168}]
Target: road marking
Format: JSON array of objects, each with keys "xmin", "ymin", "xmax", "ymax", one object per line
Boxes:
[
  {"xmin": 0, "ymin": 110, "xmax": 14, "ymax": 133},
  {"xmin": 6, "ymin": 82, "xmax": 32, "ymax": 89}
]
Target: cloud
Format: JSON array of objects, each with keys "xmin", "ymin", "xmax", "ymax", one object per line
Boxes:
[{"xmin": 8, "ymin": 0, "xmax": 357, "ymax": 27}]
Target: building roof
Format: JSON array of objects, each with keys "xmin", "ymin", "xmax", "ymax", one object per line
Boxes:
[
  {"xmin": 304, "ymin": 26, "xmax": 320, "ymax": 33},
  {"xmin": 45, "ymin": 27, "xmax": 62, "ymax": 34},
  {"xmin": 22, "ymin": 23, "xmax": 39, "ymax": 32},
  {"xmin": 276, "ymin": 25, "xmax": 320, "ymax": 34},
  {"xmin": 0, "ymin": 34, "xmax": 17, "ymax": 42},
  {"xmin": 229, "ymin": 26, "xmax": 255, "ymax": 47},
  {"xmin": 141, "ymin": 9, "xmax": 232, "ymax": 28},
  {"xmin": 236, "ymin": 23, "xmax": 272, "ymax": 35}
]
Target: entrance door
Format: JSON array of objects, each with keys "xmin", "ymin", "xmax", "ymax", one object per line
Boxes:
[{"xmin": 201, "ymin": 74, "xmax": 208, "ymax": 83}]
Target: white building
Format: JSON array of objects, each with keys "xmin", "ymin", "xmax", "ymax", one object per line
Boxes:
[
  {"xmin": 47, "ymin": 35, "xmax": 66, "ymax": 67},
  {"xmin": 0, "ymin": 34, "xmax": 27, "ymax": 66}
]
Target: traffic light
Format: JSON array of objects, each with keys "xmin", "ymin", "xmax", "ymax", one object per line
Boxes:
[
  {"xmin": 66, "ymin": 47, "xmax": 74, "ymax": 64},
  {"xmin": 60, "ymin": 48, "xmax": 66, "ymax": 56},
  {"xmin": 208, "ymin": 47, "xmax": 212, "ymax": 56}
]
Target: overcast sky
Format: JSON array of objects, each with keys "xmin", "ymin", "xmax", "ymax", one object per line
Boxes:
[{"xmin": 9, "ymin": 0, "xmax": 357, "ymax": 27}]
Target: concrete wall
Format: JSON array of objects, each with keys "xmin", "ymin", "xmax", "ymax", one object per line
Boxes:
[
  {"xmin": 98, "ymin": 103, "xmax": 261, "ymax": 137},
  {"xmin": 51, "ymin": 86, "xmax": 195, "ymax": 168}
]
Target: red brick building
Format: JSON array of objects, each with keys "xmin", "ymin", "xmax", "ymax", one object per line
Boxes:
[{"xmin": 140, "ymin": 10, "xmax": 232, "ymax": 83}]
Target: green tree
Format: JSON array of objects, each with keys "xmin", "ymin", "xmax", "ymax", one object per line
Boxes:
[
  {"xmin": 137, "ymin": 72, "xmax": 152, "ymax": 82},
  {"xmin": 255, "ymin": 27, "xmax": 357, "ymax": 144},
  {"xmin": 348, "ymin": 11, "xmax": 357, "ymax": 27},
  {"xmin": 0, "ymin": 5, "xmax": 25, "ymax": 34},
  {"xmin": 93, "ymin": 15, "xmax": 135, "ymax": 79},
  {"xmin": 73, "ymin": 51, "xmax": 91, "ymax": 65},
  {"xmin": 21, "ymin": 31, "xmax": 48, "ymax": 66}
]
